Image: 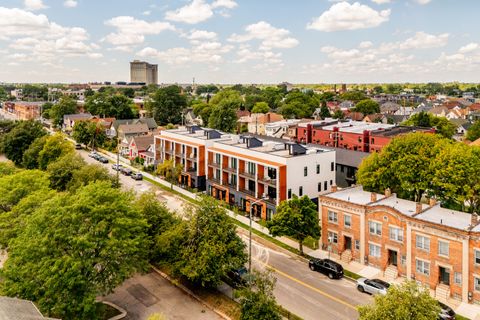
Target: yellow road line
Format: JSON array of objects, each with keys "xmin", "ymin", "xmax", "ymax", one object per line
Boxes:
[{"xmin": 255, "ymin": 259, "xmax": 357, "ymax": 310}]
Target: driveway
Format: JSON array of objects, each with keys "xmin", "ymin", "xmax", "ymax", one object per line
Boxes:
[{"xmin": 103, "ymin": 272, "xmax": 223, "ymax": 320}]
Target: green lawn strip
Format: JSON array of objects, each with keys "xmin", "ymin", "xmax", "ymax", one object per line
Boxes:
[
  {"xmin": 143, "ymin": 176, "xmax": 202, "ymax": 205},
  {"xmin": 455, "ymin": 314, "xmax": 470, "ymax": 320},
  {"xmin": 279, "ymin": 305, "xmax": 304, "ymax": 320}
]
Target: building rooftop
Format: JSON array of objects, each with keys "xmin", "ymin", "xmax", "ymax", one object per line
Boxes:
[
  {"xmin": 371, "ymin": 126, "xmax": 433, "ymax": 137},
  {"xmin": 372, "ymin": 195, "xmax": 428, "ymax": 217},
  {"xmin": 321, "ymin": 121, "xmax": 394, "ymax": 134},
  {"xmin": 416, "ymin": 205, "xmax": 473, "ymax": 231},
  {"xmin": 325, "ymin": 185, "xmax": 385, "ymax": 205}
]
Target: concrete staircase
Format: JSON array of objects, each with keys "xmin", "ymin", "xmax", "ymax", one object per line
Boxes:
[
  {"xmin": 340, "ymin": 250, "xmax": 352, "ymax": 263},
  {"xmin": 436, "ymin": 284, "xmax": 451, "ymax": 302},
  {"xmin": 384, "ymin": 265, "xmax": 399, "ymax": 281}
]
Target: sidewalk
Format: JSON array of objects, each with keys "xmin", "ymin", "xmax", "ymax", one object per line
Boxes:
[{"xmin": 99, "ymin": 150, "xmax": 480, "ymax": 320}]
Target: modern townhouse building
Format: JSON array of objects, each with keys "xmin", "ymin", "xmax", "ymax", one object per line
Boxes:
[
  {"xmin": 154, "ymin": 126, "xmax": 336, "ymax": 219},
  {"xmin": 319, "ymin": 185, "xmax": 480, "ymax": 305}
]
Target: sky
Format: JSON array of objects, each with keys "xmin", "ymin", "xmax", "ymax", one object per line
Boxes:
[{"xmin": 0, "ymin": 0, "xmax": 479, "ymax": 84}]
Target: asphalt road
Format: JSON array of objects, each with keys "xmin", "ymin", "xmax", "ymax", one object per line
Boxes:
[{"xmin": 81, "ymin": 149, "xmax": 374, "ymax": 320}]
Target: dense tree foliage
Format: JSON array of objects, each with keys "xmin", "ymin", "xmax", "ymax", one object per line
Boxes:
[
  {"xmin": 196, "ymin": 84, "xmax": 219, "ymax": 95},
  {"xmin": 352, "ymin": 99, "xmax": 380, "ymax": 115},
  {"xmin": 279, "ymin": 90, "xmax": 319, "ymax": 119},
  {"xmin": 49, "ymin": 96, "xmax": 78, "ymax": 127},
  {"xmin": 267, "ymin": 195, "xmax": 320, "ymax": 255},
  {"xmin": 0, "ymin": 120, "xmax": 46, "ymax": 165},
  {"xmin": 238, "ymin": 271, "xmax": 281, "ymax": 320},
  {"xmin": 147, "ymin": 85, "xmax": 187, "ymax": 125},
  {"xmin": 46, "ymin": 153, "xmax": 86, "ymax": 191},
  {"xmin": 358, "ymin": 281, "xmax": 440, "ymax": 320},
  {"xmin": 72, "ymin": 121, "xmax": 107, "ymax": 149},
  {"xmin": 66, "ymin": 164, "xmax": 115, "ymax": 192},
  {"xmin": 207, "ymin": 89, "xmax": 242, "ymax": 132},
  {"xmin": 467, "ymin": 120, "xmax": 480, "ymax": 141},
  {"xmin": 403, "ymin": 112, "xmax": 456, "ymax": 139},
  {"xmin": 37, "ymin": 134, "xmax": 74, "ymax": 170},
  {"xmin": 1, "ymin": 182, "xmax": 149, "ymax": 319},
  {"xmin": 251, "ymin": 102, "xmax": 270, "ymax": 114},
  {"xmin": 333, "ymin": 109, "xmax": 345, "ymax": 119},
  {"xmin": 22, "ymin": 135, "xmax": 48, "ymax": 169},
  {"xmin": 339, "ymin": 91, "xmax": 366, "ymax": 103},
  {"xmin": 319, "ymin": 100, "xmax": 331, "ymax": 119},
  {"xmin": 84, "ymin": 92, "xmax": 136, "ymax": 119}
]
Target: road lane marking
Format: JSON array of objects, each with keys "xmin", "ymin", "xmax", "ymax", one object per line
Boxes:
[{"xmin": 254, "ymin": 259, "xmax": 357, "ymax": 311}]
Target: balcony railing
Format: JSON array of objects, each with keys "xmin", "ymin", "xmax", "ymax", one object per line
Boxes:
[
  {"xmin": 208, "ymin": 162, "xmax": 221, "ymax": 168},
  {"xmin": 259, "ymin": 176, "xmax": 277, "ymax": 186},
  {"xmin": 239, "ymin": 171, "xmax": 256, "ymax": 179},
  {"xmin": 209, "ymin": 177, "xmax": 221, "ymax": 185},
  {"xmin": 223, "ymin": 166, "xmax": 237, "ymax": 173},
  {"xmin": 265, "ymin": 197, "xmax": 277, "ymax": 205},
  {"xmin": 239, "ymin": 188, "xmax": 255, "ymax": 196}
]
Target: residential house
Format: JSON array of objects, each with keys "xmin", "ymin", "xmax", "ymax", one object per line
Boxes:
[
  {"xmin": 446, "ymin": 108, "xmax": 467, "ymax": 120},
  {"xmin": 128, "ymin": 135, "xmax": 154, "ymax": 160},
  {"xmin": 346, "ymin": 111, "xmax": 364, "ymax": 121},
  {"xmin": 363, "ymin": 113, "xmax": 387, "ymax": 123},
  {"xmin": 237, "ymin": 112, "xmax": 284, "ymax": 135},
  {"xmin": 184, "ymin": 107, "xmax": 203, "ymax": 126},
  {"xmin": 429, "ymin": 106, "xmax": 449, "ymax": 117},
  {"xmin": 450, "ymin": 119, "xmax": 471, "ymax": 135},
  {"xmin": 111, "ymin": 118, "xmax": 158, "ymax": 137},
  {"xmin": 90, "ymin": 117, "xmax": 116, "ymax": 136},
  {"xmin": 339, "ymin": 100, "xmax": 355, "ymax": 110},
  {"xmin": 380, "ymin": 102, "xmax": 401, "ymax": 115},
  {"xmin": 264, "ymin": 119, "xmax": 302, "ymax": 139},
  {"xmin": 320, "ymin": 185, "xmax": 480, "ymax": 305},
  {"xmin": 11, "ymin": 101, "xmax": 44, "ymax": 120},
  {"xmin": 62, "ymin": 113, "xmax": 93, "ymax": 133}
]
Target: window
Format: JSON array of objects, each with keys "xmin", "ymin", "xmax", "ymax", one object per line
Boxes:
[
  {"xmin": 247, "ymin": 162, "xmax": 256, "ymax": 174},
  {"xmin": 454, "ymin": 272, "xmax": 462, "ymax": 285},
  {"xmin": 416, "ymin": 235, "xmax": 430, "ymax": 252},
  {"xmin": 355, "ymin": 240, "xmax": 360, "ymax": 250},
  {"xmin": 416, "ymin": 259, "xmax": 430, "ymax": 275},
  {"xmin": 344, "ymin": 215, "xmax": 351, "ymax": 228},
  {"xmin": 288, "ymin": 189, "xmax": 292, "ymax": 199},
  {"xmin": 330, "ymin": 180, "xmax": 333, "ymax": 185},
  {"xmin": 438, "ymin": 240, "xmax": 449, "ymax": 257},
  {"xmin": 316, "ymin": 164, "xmax": 320, "ymax": 174},
  {"xmin": 304, "ymin": 166, "xmax": 308, "ymax": 176},
  {"xmin": 369, "ymin": 243, "xmax": 381, "ymax": 258},
  {"xmin": 389, "ymin": 227, "xmax": 403, "ymax": 242},
  {"xmin": 229, "ymin": 174, "xmax": 237, "ymax": 186},
  {"xmin": 318, "ymin": 183, "xmax": 322, "ymax": 192},
  {"xmin": 327, "ymin": 211, "xmax": 338, "ymax": 223},
  {"xmin": 215, "ymin": 169, "xmax": 221, "ymax": 180},
  {"xmin": 215, "ymin": 153, "xmax": 221, "ymax": 164},
  {"xmin": 475, "ymin": 250, "xmax": 480, "ymax": 264},
  {"xmin": 371, "ymin": 138, "xmax": 375, "ymax": 144},
  {"xmin": 475, "ymin": 277, "xmax": 480, "ymax": 291},
  {"xmin": 369, "ymin": 221, "xmax": 382, "ymax": 236},
  {"xmin": 328, "ymin": 231, "xmax": 338, "ymax": 244},
  {"xmin": 324, "ymin": 181, "xmax": 328, "ymax": 190},
  {"xmin": 401, "ymin": 255, "xmax": 406, "ymax": 266},
  {"xmin": 299, "ymin": 186, "xmax": 303, "ymax": 196},
  {"xmin": 230, "ymin": 158, "xmax": 237, "ymax": 169},
  {"xmin": 331, "ymin": 162, "xmax": 334, "ymax": 171}
]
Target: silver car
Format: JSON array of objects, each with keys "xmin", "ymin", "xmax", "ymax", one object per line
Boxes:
[{"xmin": 357, "ymin": 278, "xmax": 390, "ymax": 295}]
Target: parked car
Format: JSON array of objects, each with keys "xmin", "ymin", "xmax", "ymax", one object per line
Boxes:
[
  {"xmin": 131, "ymin": 172, "xmax": 143, "ymax": 180},
  {"xmin": 227, "ymin": 267, "xmax": 251, "ymax": 287},
  {"xmin": 89, "ymin": 151, "xmax": 98, "ymax": 158},
  {"xmin": 308, "ymin": 258, "xmax": 343, "ymax": 279},
  {"xmin": 438, "ymin": 301, "xmax": 455, "ymax": 320},
  {"xmin": 97, "ymin": 156, "xmax": 108, "ymax": 164},
  {"xmin": 356, "ymin": 278, "xmax": 390, "ymax": 295},
  {"xmin": 112, "ymin": 164, "xmax": 123, "ymax": 171},
  {"xmin": 121, "ymin": 167, "xmax": 132, "ymax": 176},
  {"xmin": 75, "ymin": 143, "xmax": 82, "ymax": 150}
]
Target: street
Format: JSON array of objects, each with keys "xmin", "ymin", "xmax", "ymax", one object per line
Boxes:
[{"xmin": 79, "ymin": 149, "xmax": 373, "ymax": 320}]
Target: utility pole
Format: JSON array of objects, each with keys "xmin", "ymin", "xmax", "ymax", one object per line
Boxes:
[
  {"xmin": 116, "ymin": 132, "xmax": 120, "ymax": 185},
  {"xmin": 249, "ymin": 196, "xmax": 267, "ymax": 273}
]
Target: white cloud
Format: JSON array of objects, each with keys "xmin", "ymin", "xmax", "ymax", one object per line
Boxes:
[
  {"xmin": 104, "ymin": 16, "xmax": 174, "ymax": 47},
  {"xmin": 184, "ymin": 29, "xmax": 217, "ymax": 40},
  {"xmin": 307, "ymin": 2, "xmax": 390, "ymax": 32},
  {"xmin": 459, "ymin": 43, "xmax": 479, "ymax": 54},
  {"xmin": 414, "ymin": 0, "xmax": 432, "ymax": 4},
  {"xmin": 63, "ymin": 0, "xmax": 78, "ymax": 8},
  {"xmin": 371, "ymin": 0, "xmax": 391, "ymax": 3},
  {"xmin": 142, "ymin": 10, "xmax": 151, "ymax": 16},
  {"xmin": 398, "ymin": 31, "xmax": 449, "ymax": 49},
  {"xmin": 228, "ymin": 21, "xmax": 298, "ymax": 50},
  {"xmin": 165, "ymin": 0, "xmax": 213, "ymax": 24},
  {"xmin": 358, "ymin": 41, "xmax": 373, "ymax": 48},
  {"xmin": 24, "ymin": 0, "xmax": 47, "ymax": 11},
  {"xmin": 211, "ymin": 0, "xmax": 238, "ymax": 9}
]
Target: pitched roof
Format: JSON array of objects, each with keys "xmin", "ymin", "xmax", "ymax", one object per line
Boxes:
[
  {"xmin": 380, "ymin": 102, "xmax": 401, "ymax": 113},
  {"xmin": 63, "ymin": 113, "xmax": 92, "ymax": 121},
  {"xmin": 113, "ymin": 118, "xmax": 157, "ymax": 130},
  {"xmin": 130, "ymin": 135, "xmax": 154, "ymax": 150},
  {"xmin": 429, "ymin": 106, "xmax": 449, "ymax": 115},
  {"xmin": 118, "ymin": 123, "xmax": 149, "ymax": 134}
]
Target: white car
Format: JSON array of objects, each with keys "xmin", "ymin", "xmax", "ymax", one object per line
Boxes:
[{"xmin": 356, "ymin": 278, "xmax": 390, "ymax": 295}]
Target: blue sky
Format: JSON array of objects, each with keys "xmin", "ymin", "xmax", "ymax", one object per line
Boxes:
[{"xmin": 0, "ymin": 0, "xmax": 479, "ymax": 84}]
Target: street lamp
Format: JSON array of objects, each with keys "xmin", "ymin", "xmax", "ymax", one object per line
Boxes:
[{"xmin": 248, "ymin": 195, "xmax": 268, "ymax": 273}]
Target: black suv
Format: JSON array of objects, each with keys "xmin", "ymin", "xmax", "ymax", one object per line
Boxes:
[
  {"xmin": 227, "ymin": 267, "xmax": 250, "ymax": 287},
  {"xmin": 308, "ymin": 258, "xmax": 344, "ymax": 279}
]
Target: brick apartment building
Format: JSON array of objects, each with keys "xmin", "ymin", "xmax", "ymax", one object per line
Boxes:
[
  {"xmin": 155, "ymin": 126, "xmax": 336, "ymax": 219},
  {"xmin": 296, "ymin": 120, "xmax": 433, "ymax": 153},
  {"xmin": 3, "ymin": 101, "xmax": 43, "ymax": 120},
  {"xmin": 320, "ymin": 185, "xmax": 480, "ymax": 304}
]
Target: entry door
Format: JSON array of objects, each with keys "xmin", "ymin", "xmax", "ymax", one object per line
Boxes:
[
  {"xmin": 439, "ymin": 267, "xmax": 450, "ymax": 285},
  {"xmin": 344, "ymin": 236, "xmax": 352, "ymax": 250},
  {"xmin": 388, "ymin": 250, "xmax": 398, "ymax": 266}
]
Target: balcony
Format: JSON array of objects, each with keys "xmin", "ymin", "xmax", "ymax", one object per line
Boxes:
[
  {"xmin": 223, "ymin": 166, "xmax": 237, "ymax": 173},
  {"xmin": 265, "ymin": 197, "xmax": 277, "ymax": 205},
  {"xmin": 239, "ymin": 188, "xmax": 255, "ymax": 197},
  {"xmin": 208, "ymin": 162, "xmax": 221, "ymax": 168},
  {"xmin": 223, "ymin": 181, "xmax": 237, "ymax": 189},
  {"xmin": 239, "ymin": 171, "xmax": 256, "ymax": 179},
  {"xmin": 186, "ymin": 153, "xmax": 198, "ymax": 161},
  {"xmin": 164, "ymin": 148, "xmax": 173, "ymax": 154},
  {"xmin": 209, "ymin": 177, "xmax": 221, "ymax": 185},
  {"xmin": 259, "ymin": 176, "xmax": 277, "ymax": 186},
  {"xmin": 186, "ymin": 167, "xmax": 197, "ymax": 176}
]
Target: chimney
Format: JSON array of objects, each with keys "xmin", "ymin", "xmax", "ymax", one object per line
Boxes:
[
  {"xmin": 429, "ymin": 197, "xmax": 437, "ymax": 207},
  {"xmin": 384, "ymin": 188, "xmax": 391, "ymax": 197},
  {"xmin": 371, "ymin": 193, "xmax": 377, "ymax": 202},
  {"xmin": 472, "ymin": 213, "xmax": 479, "ymax": 226},
  {"xmin": 416, "ymin": 202, "xmax": 423, "ymax": 214},
  {"xmin": 331, "ymin": 185, "xmax": 338, "ymax": 192}
]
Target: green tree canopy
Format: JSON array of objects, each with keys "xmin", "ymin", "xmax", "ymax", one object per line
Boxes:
[
  {"xmin": 72, "ymin": 121, "xmax": 106, "ymax": 149},
  {"xmin": 22, "ymin": 135, "xmax": 48, "ymax": 169},
  {"xmin": 176, "ymin": 196, "xmax": 246, "ymax": 287},
  {"xmin": 50, "ymin": 96, "xmax": 78, "ymax": 127},
  {"xmin": 147, "ymin": 86, "xmax": 187, "ymax": 125},
  {"xmin": 467, "ymin": 120, "xmax": 480, "ymax": 141},
  {"xmin": 352, "ymin": 99, "xmax": 380, "ymax": 115},
  {"xmin": 238, "ymin": 271, "xmax": 281, "ymax": 320},
  {"xmin": 192, "ymin": 101, "xmax": 212, "ymax": 125},
  {"xmin": 267, "ymin": 195, "xmax": 320, "ymax": 255},
  {"xmin": 46, "ymin": 153, "xmax": 86, "ymax": 191},
  {"xmin": 207, "ymin": 91, "xmax": 241, "ymax": 132},
  {"xmin": 37, "ymin": 133, "xmax": 74, "ymax": 170},
  {"xmin": 403, "ymin": 112, "xmax": 456, "ymax": 139},
  {"xmin": 358, "ymin": 281, "xmax": 440, "ymax": 320},
  {"xmin": 279, "ymin": 90, "xmax": 319, "ymax": 119},
  {"xmin": 339, "ymin": 91, "xmax": 366, "ymax": 103},
  {"xmin": 66, "ymin": 164, "xmax": 115, "ymax": 192},
  {"xmin": 85, "ymin": 92, "xmax": 135, "ymax": 119},
  {"xmin": 0, "ymin": 182, "xmax": 149, "ymax": 319},
  {"xmin": 0, "ymin": 161, "xmax": 18, "ymax": 176},
  {"xmin": 251, "ymin": 101, "xmax": 270, "ymax": 114},
  {"xmin": 332, "ymin": 109, "xmax": 345, "ymax": 119},
  {"xmin": 319, "ymin": 100, "xmax": 331, "ymax": 119},
  {"xmin": 0, "ymin": 120, "xmax": 46, "ymax": 165}
]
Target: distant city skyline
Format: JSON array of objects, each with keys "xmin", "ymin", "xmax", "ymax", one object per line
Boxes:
[{"xmin": 0, "ymin": 0, "xmax": 479, "ymax": 84}]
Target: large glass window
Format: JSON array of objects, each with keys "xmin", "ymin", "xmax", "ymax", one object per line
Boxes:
[
  {"xmin": 416, "ymin": 259, "xmax": 430, "ymax": 275},
  {"xmin": 438, "ymin": 241, "xmax": 449, "ymax": 257},
  {"xmin": 416, "ymin": 235, "xmax": 430, "ymax": 252},
  {"xmin": 328, "ymin": 231, "xmax": 338, "ymax": 244},
  {"xmin": 344, "ymin": 215, "xmax": 351, "ymax": 228},
  {"xmin": 327, "ymin": 211, "xmax": 338, "ymax": 223},
  {"xmin": 369, "ymin": 221, "xmax": 382, "ymax": 236},
  {"xmin": 389, "ymin": 227, "xmax": 403, "ymax": 242},
  {"xmin": 369, "ymin": 243, "xmax": 381, "ymax": 258}
]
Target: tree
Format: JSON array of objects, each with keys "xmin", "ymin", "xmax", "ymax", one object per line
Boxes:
[
  {"xmin": 156, "ymin": 159, "xmax": 183, "ymax": 184},
  {"xmin": 339, "ymin": 91, "xmax": 366, "ymax": 103},
  {"xmin": 66, "ymin": 164, "xmax": 115, "ymax": 192},
  {"xmin": 251, "ymin": 102, "xmax": 270, "ymax": 114},
  {"xmin": 208, "ymin": 99, "xmax": 238, "ymax": 132},
  {"xmin": 279, "ymin": 90, "xmax": 319, "ymax": 119},
  {"xmin": 40, "ymin": 102, "xmax": 53, "ymax": 119},
  {"xmin": 192, "ymin": 101, "xmax": 212, "ymax": 125},
  {"xmin": 49, "ymin": 96, "xmax": 77, "ymax": 127},
  {"xmin": 237, "ymin": 271, "xmax": 281, "ymax": 320},
  {"xmin": 85, "ymin": 92, "xmax": 135, "ymax": 119},
  {"xmin": 0, "ymin": 170, "xmax": 50, "ymax": 213},
  {"xmin": 261, "ymin": 87, "xmax": 284, "ymax": 110},
  {"xmin": 0, "ymin": 161, "xmax": 18, "ymax": 176},
  {"xmin": 72, "ymin": 121, "xmax": 106, "ymax": 149},
  {"xmin": 353, "ymin": 99, "xmax": 380, "ymax": 115},
  {"xmin": 372, "ymin": 86, "xmax": 384, "ymax": 94},
  {"xmin": 404, "ymin": 112, "xmax": 456, "ymax": 139},
  {"xmin": 147, "ymin": 86, "xmax": 187, "ymax": 125},
  {"xmin": 37, "ymin": 133, "xmax": 74, "ymax": 170},
  {"xmin": 22, "ymin": 135, "xmax": 48, "ymax": 169},
  {"xmin": 267, "ymin": 195, "xmax": 320, "ymax": 255},
  {"xmin": 0, "ymin": 182, "xmax": 149, "ymax": 319},
  {"xmin": 0, "ymin": 120, "xmax": 46, "ymax": 165},
  {"xmin": 467, "ymin": 120, "xmax": 480, "ymax": 141},
  {"xmin": 319, "ymin": 100, "xmax": 331, "ymax": 119},
  {"xmin": 332, "ymin": 109, "xmax": 345, "ymax": 119},
  {"xmin": 358, "ymin": 281, "xmax": 440, "ymax": 320},
  {"xmin": 177, "ymin": 196, "xmax": 246, "ymax": 287},
  {"xmin": 46, "ymin": 153, "xmax": 86, "ymax": 191}
]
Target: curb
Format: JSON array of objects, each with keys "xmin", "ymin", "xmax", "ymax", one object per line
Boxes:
[
  {"xmin": 150, "ymin": 265, "xmax": 233, "ymax": 320},
  {"xmin": 97, "ymin": 300, "xmax": 127, "ymax": 320}
]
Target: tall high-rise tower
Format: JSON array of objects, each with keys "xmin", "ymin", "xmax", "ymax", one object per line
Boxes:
[{"xmin": 130, "ymin": 60, "xmax": 158, "ymax": 85}]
